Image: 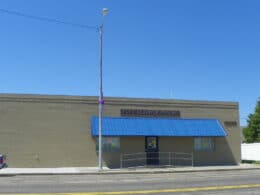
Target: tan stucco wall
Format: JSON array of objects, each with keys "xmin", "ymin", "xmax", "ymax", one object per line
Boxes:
[
  {"xmin": 0, "ymin": 94, "xmax": 241, "ymax": 168},
  {"xmin": 0, "ymin": 98, "xmax": 98, "ymax": 167},
  {"xmin": 159, "ymin": 137, "xmax": 193, "ymax": 153}
]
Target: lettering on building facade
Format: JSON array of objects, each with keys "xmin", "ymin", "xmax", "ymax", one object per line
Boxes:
[{"xmin": 120, "ymin": 109, "xmax": 180, "ymax": 118}]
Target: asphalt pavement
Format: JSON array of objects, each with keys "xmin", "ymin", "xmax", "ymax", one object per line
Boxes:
[{"xmin": 0, "ymin": 169, "xmax": 260, "ymax": 194}]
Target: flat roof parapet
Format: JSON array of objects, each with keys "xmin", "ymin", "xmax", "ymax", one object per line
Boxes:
[{"xmin": 0, "ymin": 93, "xmax": 238, "ymax": 109}]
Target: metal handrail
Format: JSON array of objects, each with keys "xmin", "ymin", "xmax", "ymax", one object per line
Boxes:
[{"xmin": 120, "ymin": 151, "xmax": 193, "ymax": 169}]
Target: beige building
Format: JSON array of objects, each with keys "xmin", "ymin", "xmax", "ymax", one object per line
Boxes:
[{"xmin": 0, "ymin": 94, "xmax": 241, "ymax": 168}]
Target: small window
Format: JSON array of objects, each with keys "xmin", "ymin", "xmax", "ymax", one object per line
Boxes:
[
  {"xmin": 96, "ymin": 137, "xmax": 120, "ymax": 152},
  {"xmin": 146, "ymin": 137, "xmax": 157, "ymax": 150},
  {"xmin": 194, "ymin": 137, "xmax": 214, "ymax": 151}
]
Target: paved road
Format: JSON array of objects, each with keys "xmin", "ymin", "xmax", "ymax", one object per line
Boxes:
[{"xmin": 0, "ymin": 169, "xmax": 260, "ymax": 194}]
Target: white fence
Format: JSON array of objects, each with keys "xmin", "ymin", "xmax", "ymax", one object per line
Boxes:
[{"xmin": 242, "ymin": 143, "xmax": 260, "ymax": 161}]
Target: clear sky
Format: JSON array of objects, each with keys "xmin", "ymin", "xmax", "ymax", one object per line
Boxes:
[{"xmin": 0, "ymin": 0, "xmax": 259, "ymax": 126}]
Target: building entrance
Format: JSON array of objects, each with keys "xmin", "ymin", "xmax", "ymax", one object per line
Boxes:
[{"xmin": 145, "ymin": 136, "xmax": 159, "ymax": 165}]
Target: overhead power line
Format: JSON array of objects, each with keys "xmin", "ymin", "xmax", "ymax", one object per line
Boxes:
[{"xmin": 0, "ymin": 8, "xmax": 98, "ymax": 30}]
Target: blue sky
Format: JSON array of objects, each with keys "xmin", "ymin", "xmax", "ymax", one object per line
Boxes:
[{"xmin": 0, "ymin": 0, "xmax": 259, "ymax": 125}]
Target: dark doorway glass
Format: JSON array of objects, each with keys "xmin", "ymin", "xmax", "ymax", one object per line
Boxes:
[{"xmin": 145, "ymin": 136, "xmax": 159, "ymax": 165}]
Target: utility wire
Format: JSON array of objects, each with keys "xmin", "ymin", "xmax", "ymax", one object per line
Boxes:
[{"xmin": 0, "ymin": 8, "xmax": 98, "ymax": 30}]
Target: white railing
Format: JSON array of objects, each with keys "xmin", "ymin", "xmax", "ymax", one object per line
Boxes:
[{"xmin": 120, "ymin": 152, "xmax": 193, "ymax": 168}]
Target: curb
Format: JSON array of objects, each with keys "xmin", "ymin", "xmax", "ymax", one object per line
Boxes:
[{"xmin": 1, "ymin": 166, "xmax": 260, "ymax": 176}]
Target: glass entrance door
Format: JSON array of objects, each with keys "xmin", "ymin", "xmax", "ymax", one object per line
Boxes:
[{"xmin": 145, "ymin": 136, "xmax": 159, "ymax": 165}]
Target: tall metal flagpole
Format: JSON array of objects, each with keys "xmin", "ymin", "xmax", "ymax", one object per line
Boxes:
[{"xmin": 98, "ymin": 8, "xmax": 108, "ymax": 171}]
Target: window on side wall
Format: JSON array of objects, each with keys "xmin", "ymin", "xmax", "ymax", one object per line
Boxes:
[
  {"xmin": 194, "ymin": 137, "xmax": 214, "ymax": 151},
  {"xmin": 96, "ymin": 137, "xmax": 120, "ymax": 152}
]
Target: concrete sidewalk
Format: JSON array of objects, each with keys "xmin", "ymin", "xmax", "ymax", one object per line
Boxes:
[{"xmin": 0, "ymin": 164, "xmax": 260, "ymax": 176}]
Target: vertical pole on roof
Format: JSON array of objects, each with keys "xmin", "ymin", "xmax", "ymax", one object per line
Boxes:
[{"xmin": 98, "ymin": 8, "xmax": 108, "ymax": 171}]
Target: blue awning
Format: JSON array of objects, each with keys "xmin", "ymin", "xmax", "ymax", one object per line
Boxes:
[{"xmin": 91, "ymin": 116, "xmax": 227, "ymax": 137}]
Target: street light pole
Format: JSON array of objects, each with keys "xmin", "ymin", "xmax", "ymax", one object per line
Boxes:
[{"xmin": 98, "ymin": 8, "xmax": 108, "ymax": 171}]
